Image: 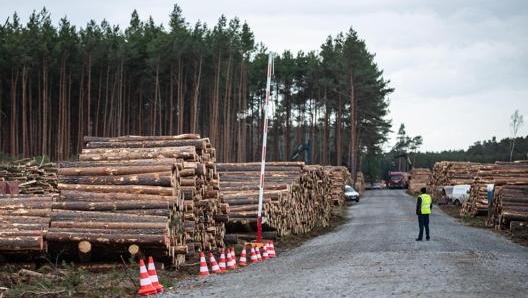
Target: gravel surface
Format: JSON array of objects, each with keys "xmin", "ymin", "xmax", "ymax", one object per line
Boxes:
[{"xmin": 163, "ymin": 190, "xmax": 528, "ymax": 298}]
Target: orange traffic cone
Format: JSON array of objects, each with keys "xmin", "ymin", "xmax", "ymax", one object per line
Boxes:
[
  {"xmin": 262, "ymin": 245, "xmax": 270, "ymax": 260},
  {"xmin": 137, "ymin": 259, "xmax": 157, "ymax": 296},
  {"xmin": 147, "ymin": 256, "xmax": 164, "ymax": 293},
  {"xmin": 231, "ymin": 248, "xmax": 237, "ymax": 269},
  {"xmin": 238, "ymin": 245, "xmax": 247, "ymax": 266},
  {"xmin": 226, "ymin": 248, "xmax": 235, "ymax": 270},
  {"xmin": 209, "ymin": 253, "xmax": 222, "ymax": 274},
  {"xmin": 198, "ymin": 251, "xmax": 209, "ymax": 276},
  {"xmin": 218, "ymin": 248, "xmax": 227, "ymax": 272},
  {"xmin": 250, "ymin": 246, "xmax": 259, "ymax": 264},
  {"xmin": 267, "ymin": 241, "xmax": 276, "ymax": 258},
  {"xmin": 256, "ymin": 246, "xmax": 262, "ymax": 261}
]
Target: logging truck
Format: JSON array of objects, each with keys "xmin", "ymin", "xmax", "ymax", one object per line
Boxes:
[{"xmin": 387, "ymin": 171, "xmax": 408, "ymax": 189}]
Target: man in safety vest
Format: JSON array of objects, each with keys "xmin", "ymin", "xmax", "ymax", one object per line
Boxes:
[{"xmin": 416, "ymin": 187, "xmax": 432, "ymax": 241}]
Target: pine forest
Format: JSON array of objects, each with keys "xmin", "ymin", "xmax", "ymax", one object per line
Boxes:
[{"xmin": 0, "ymin": 5, "xmax": 393, "ymax": 177}]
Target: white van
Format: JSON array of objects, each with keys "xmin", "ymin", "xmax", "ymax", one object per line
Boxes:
[{"xmin": 451, "ymin": 184, "xmax": 471, "ymax": 205}]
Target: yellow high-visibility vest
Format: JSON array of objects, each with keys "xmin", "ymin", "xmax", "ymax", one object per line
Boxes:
[{"xmin": 420, "ymin": 194, "xmax": 432, "ymax": 214}]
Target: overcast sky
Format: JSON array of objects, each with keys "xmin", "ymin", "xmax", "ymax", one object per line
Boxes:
[{"xmin": 1, "ymin": 0, "xmax": 527, "ymax": 152}]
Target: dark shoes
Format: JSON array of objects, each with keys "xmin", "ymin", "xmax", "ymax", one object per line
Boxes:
[{"xmin": 416, "ymin": 237, "xmax": 430, "ymax": 241}]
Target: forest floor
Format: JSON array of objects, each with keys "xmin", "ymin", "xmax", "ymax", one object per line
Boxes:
[{"xmin": 0, "ymin": 208, "xmax": 349, "ymax": 298}]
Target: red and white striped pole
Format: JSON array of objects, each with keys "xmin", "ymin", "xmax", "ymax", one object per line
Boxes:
[{"xmin": 257, "ymin": 53, "xmax": 274, "ymax": 243}]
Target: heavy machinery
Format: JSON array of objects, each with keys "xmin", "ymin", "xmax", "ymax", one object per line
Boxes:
[{"xmin": 288, "ymin": 142, "xmax": 311, "ymax": 164}]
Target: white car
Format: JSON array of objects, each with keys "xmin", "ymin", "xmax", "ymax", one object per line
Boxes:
[{"xmin": 344, "ymin": 185, "xmax": 360, "ymax": 202}]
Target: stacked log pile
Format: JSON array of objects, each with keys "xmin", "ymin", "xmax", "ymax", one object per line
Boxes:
[
  {"xmin": 0, "ymin": 194, "xmax": 56, "ymax": 255},
  {"xmin": 218, "ymin": 162, "xmax": 334, "ymax": 243},
  {"xmin": 408, "ymin": 168, "xmax": 432, "ymax": 195},
  {"xmin": 324, "ymin": 166, "xmax": 353, "ymax": 205},
  {"xmin": 0, "ymin": 158, "xmax": 58, "ymax": 194},
  {"xmin": 50, "ymin": 134, "xmax": 225, "ymax": 266},
  {"xmin": 460, "ymin": 164, "xmax": 495, "ymax": 216},
  {"xmin": 461, "ymin": 162, "xmax": 528, "ymax": 217},
  {"xmin": 355, "ymin": 171, "xmax": 366, "ymax": 195},
  {"xmin": 482, "ymin": 162, "xmax": 528, "ymax": 232},
  {"xmin": 429, "ymin": 161, "xmax": 481, "ymax": 202},
  {"xmin": 488, "ymin": 185, "xmax": 528, "ymax": 233}
]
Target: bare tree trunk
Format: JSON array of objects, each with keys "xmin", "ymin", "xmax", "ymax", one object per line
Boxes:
[
  {"xmin": 223, "ymin": 54, "xmax": 233, "ymax": 162},
  {"xmin": 190, "ymin": 56, "xmax": 202, "ymax": 134},
  {"xmin": 177, "ymin": 58, "xmax": 184, "ymax": 134},
  {"xmin": 41, "ymin": 59, "xmax": 49, "ymax": 157},
  {"xmin": 21, "ymin": 66, "xmax": 28, "ymax": 157},
  {"xmin": 103, "ymin": 65, "xmax": 110, "ymax": 136},
  {"xmin": 336, "ymin": 95, "xmax": 342, "ymax": 166},
  {"xmin": 10, "ymin": 70, "xmax": 19, "ymax": 156},
  {"xmin": 349, "ymin": 73, "xmax": 357, "ymax": 182},
  {"xmin": 323, "ymin": 89, "xmax": 329, "ymax": 165},
  {"xmin": 87, "ymin": 54, "xmax": 92, "ymax": 136},
  {"xmin": 210, "ymin": 51, "xmax": 222, "ymax": 150},
  {"xmin": 154, "ymin": 62, "xmax": 160, "ymax": 135},
  {"xmin": 78, "ymin": 64, "xmax": 85, "ymax": 156},
  {"xmin": 118, "ymin": 60, "xmax": 124, "ymax": 136}
]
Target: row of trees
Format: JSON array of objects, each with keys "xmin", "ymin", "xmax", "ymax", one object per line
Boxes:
[{"xmin": 0, "ymin": 5, "xmax": 392, "ymax": 178}]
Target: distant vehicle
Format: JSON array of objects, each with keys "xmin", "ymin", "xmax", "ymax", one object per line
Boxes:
[
  {"xmin": 440, "ymin": 186, "xmax": 454, "ymax": 204},
  {"xmin": 451, "ymin": 184, "xmax": 471, "ymax": 205},
  {"xmin": 387, "ymin": 171, "xmax": 408, "ymax": 189},
  {"xmin": 344, "ymin": 185, "xmax": 360, "ymax": 202},
  {"xmin": 372, "ymin": 182, "xmax": 382, "ymax": 189},
  {"xmin": 440, "ymin": 184, "xmax": 471, "ymax": 205}
]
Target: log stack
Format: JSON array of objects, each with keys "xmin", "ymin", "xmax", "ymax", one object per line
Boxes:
[
  {"xmin": 429, "ymin": 161, "xmax": 482, "ymax": 202},
  {"xmin": 0, "ymin": 158, "xmax": 58, "ymax": 194},
  {"xmin": 324, "ymin": 166, "xmax": 353, "ymax": 205},
  {"xmin": 460, "ymin": 164, "xmax": 495, "ymax": 216},
  {"xmin": 218, "ymin": 162, "xmax": 335, "ymax": 243},
  {"xmin": 461, "ymin": 161, "xmax": 528, "ymax": 218},
  {"xmin": 355, "ymin": 171, "xmax": 366, "ymax": 195},
  {"xmin": 50, "ymin": 134, "xmax": 225, "ymax": 266},
  {"xmin": 483, "ymin": 162, "xmax": 528, "ymax": 230},
  {"xmin": 488, "ymin": 185, "xmax": 528, "ymax": 232},
  {"xmin": 0, "ymin": 194, "xmax": 56, "ymax": 255},
  {"xmin": 0, "ymin": 158, "xmax": 58, "ymax": 257},
  {"xmin": 408, "ymin": 168, "xmax": 432, "ymax": 195}
]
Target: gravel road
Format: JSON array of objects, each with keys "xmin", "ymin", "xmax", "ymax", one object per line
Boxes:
[{"xmin": 163, "ymin": 190, "xmax": 528, "ymax": 298}]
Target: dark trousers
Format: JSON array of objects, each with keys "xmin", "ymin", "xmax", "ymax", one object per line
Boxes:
[{"xmin": 417, "ymin": 214, "xmax": 430, "ymax": 240}]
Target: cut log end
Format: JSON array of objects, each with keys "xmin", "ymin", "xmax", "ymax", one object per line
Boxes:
[{"xmin": 78, "ymin": 240, "xmax": 92, "ymax": 254}]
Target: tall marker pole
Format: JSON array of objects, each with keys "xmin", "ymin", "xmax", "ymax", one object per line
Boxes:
[{"xmin": 257, "ymin": 53, "xmax": 274, "ymax": 243}]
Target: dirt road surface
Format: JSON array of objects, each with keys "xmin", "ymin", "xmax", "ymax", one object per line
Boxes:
[{"xmin": 163, "ymin": 190, "xmax": 528, "ymax": 298}]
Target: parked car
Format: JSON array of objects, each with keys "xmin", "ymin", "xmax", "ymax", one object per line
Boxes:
[
  {"xmin": 344, "ymin": 185, "xmax": 360, "ymax": 202},
  {"xmin": 372, "ymin": 182, "xmax": 382, "ymax": 189}
]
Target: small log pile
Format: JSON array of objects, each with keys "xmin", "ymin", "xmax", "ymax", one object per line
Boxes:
[
  {"xmin": 487, "ymin": 185, "xmax": 528, "ymax": 233},
  {"xmin": 355, "ymin": 171, "xmax": 366, "ymax": 195},
  {"xmin": 0, "ymin": 194, "xmax": 56, "ymax": 255},
  {"xmin": 324, "ymin": 166, "xmax": 353, "ymax": 205},
  {"xmin": 482, "ymin": 162, "xmax": 528, "ymax": 231},
  {"xmin": 51, "ymin": 134, "xmax": 225, "ymax": 266},
  {"xmin": 461, "ymin": 161, "xmax": 528, "ymax": 217},
  {"xmin": 408, "ymin": 168, "xmax": 432, "ymax": 195},
  {"xmin": 429, "ymin": 161, "xmax": 481, "ymax": 202},
  {"xmin": 0, "ymin": 158, "xmax": 58, "ymax": 194},
  {"xmin": 218, "ymin": 162, "xmax": 334, "ymax": 243},
  {"xmin": 460, "ymin": 164, "xmax": 495, "ymax": 216}
]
